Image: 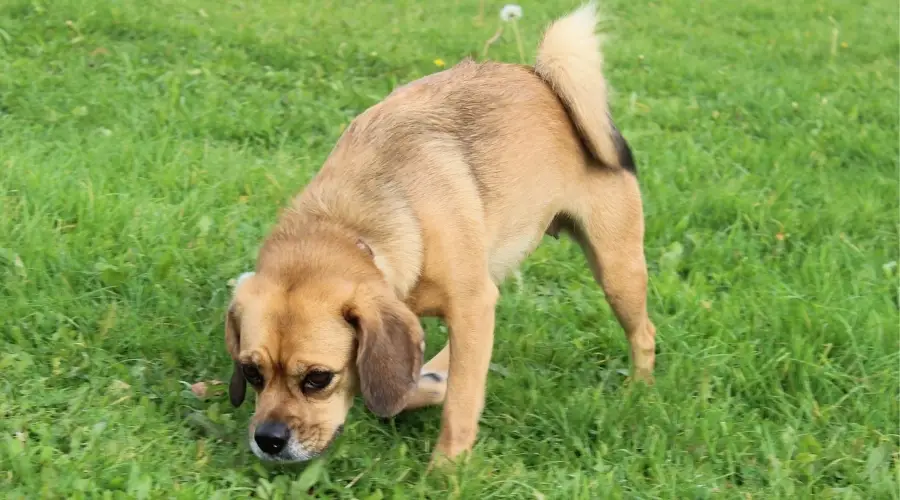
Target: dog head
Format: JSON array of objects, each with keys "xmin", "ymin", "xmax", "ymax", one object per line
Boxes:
[{"xmin": 224, "ymin": 247, "xmax": 424, "ymax": 462}]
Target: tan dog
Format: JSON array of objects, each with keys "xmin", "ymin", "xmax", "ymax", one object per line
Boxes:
[{"xmin": 225, "ymin": 2, "xmax": 656, "ymax": 464}]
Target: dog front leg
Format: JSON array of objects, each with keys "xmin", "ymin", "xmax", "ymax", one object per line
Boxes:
[{"xmin": 432, "ymin": 281, "xmax": 499, "ymax": 464}]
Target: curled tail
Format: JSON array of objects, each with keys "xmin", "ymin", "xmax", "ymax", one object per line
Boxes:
[{"xmin": 534, "ymin": 2, "xmax": 634, "ymax": 172}]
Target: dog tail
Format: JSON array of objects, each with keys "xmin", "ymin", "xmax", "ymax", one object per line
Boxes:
[{"xmin": 534, "ymin": 2, "xmax": 633, "ymax": 171}]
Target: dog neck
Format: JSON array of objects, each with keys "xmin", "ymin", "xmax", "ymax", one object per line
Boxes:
[
  {"xmin": 282, "ymin": 179, "xmax": 426, "ymax": 298},
  {"xmin": 259, "ymin": 210, "xmax": 417, "ymax": 299},
  {"xmin": 353, "ymin": 237, "xmax": 393, "ymax": 284}
]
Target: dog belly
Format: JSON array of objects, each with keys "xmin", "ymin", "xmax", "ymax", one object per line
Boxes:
[{"xmin": 488, "ymin": 229, "xmax": 544, "ymax": 283}]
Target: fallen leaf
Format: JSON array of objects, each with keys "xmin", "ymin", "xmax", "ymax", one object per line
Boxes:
[
  {"xmin": 13, "ymin": 254, "xmax": 26, "ymax": 277},
  {"xmin": 701, "ymin": 300, "xmax": 712, "ymax": 310},
  {"xmin": 90, "ymin": 47, "xmax": 109, "ymax": 56},
  {"xmin": 110, "ymin": 380, "xmax": 131, "ymax": 392},
  {"xmin": 196, "ymin": 215, "xmax": 212, "ymax": 236},
  {"xmin": 191, "ymin": 381, "xmax": 208, "ymax": 398},
  {"xmin": 776, "ymin": 232, "xmax": 785, "ymax": 241}
]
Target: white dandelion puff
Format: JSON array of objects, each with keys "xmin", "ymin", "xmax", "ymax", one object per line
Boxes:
[
  {"xmin": 483, "ymin": 4, "xmax": 526, "ymax": 63},
  {"xmin": 500, "ymin": 4, "xmax": 523, "ymax": 22}
]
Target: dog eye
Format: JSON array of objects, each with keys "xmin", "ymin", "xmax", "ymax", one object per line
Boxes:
[
  {"xmin": 302, "ymin": 371, "xmax": 334, "ymax": 392},
  {"xmin": 242, "ymin": 364, "xmax": 264, "ymax": 387}
]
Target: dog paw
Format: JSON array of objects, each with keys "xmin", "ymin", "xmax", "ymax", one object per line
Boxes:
[
  {"xmin": 429, "ymin": 435, "xmax": 475, "ymax": 471},
  {"xmin": 427, "ymin": 449, "xmax": 460, "ymax": 473},
  {"xmin": 416, "ymin": 370, "xmax": 447, "ymax": 400},
  {"xmin": 402, "ymin": 371, "xmax": 447, "ymax": 412},
  {"xmin": 421, "ymin": 371, "xmax": 444, "ymax": 383}
]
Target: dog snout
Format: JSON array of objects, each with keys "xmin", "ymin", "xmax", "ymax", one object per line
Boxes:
[{"xmin": 254, "ymin": 421, "xmax": 291, "ymax": 455}]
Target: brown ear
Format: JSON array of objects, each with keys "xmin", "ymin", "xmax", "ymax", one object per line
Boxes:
[
  {"xmin": 348, "ymin": 290, "xmax": 424, "ymax": 418},
  {"xmin": 225, "ymin": 303, "xmax": 246, "ymax": 407}
]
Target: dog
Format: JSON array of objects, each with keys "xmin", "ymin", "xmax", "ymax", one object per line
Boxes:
[{"xmin": 224, "ymin": 2, "xmax": 657, "ymax": 465}]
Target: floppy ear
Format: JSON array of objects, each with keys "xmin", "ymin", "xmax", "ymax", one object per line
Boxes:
[
  {"xmin": 225, "ymin": 302, "xmax": 246, "ymax": 408},
  {"xmin": 226, "ymin": 272, "xmax": 256, "ymax": 407},
  {"xmin": 346, "ymin": 289, "xmax": 424, "ymax": 418}
]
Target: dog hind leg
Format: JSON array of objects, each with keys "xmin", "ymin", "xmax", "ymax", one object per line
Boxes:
[{"xmin": 568, "ymin": 169, "xmax": 656, "ymax": 382}]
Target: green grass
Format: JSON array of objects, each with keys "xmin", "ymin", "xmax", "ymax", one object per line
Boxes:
[{"xmin": 1, "ymin": 0, "xmax": 898, "ymax": 497}]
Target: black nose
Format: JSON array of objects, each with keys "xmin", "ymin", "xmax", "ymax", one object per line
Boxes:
[{"xmin": 254, "ymin": 421, "xmax": 290, "ymax": 455}]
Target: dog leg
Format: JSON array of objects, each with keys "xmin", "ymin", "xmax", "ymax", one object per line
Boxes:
[
  {"xmin": 572, "ymin": 171, "xmax": 656, "ymax": 382},
  {"xmin": 433, "ymin": 279, "xmax": 498, "ymax": 463},
  {"xmin": 402, "ymin": 344, "xmax": 450, "ymax": 411}
]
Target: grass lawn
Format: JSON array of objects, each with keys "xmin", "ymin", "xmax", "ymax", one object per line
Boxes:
[{"xmin": 1, "ymin": 0, "xmax": 898, "ymax": 497}]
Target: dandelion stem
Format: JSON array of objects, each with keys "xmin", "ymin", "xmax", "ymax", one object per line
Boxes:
[
  {"xmin": 482, "ymin": 26, "xmax": 504, "ymax": 60},
  {"xmin": 511, "ymin": 20, "xmax": 525, "ymax": 64}
]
